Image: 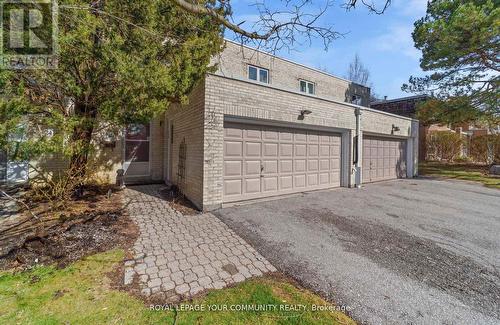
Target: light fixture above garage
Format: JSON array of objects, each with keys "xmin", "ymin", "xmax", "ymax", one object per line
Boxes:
[{"xmin": 392, "ymin": 124, "xmax": 400, "ymax": 132}]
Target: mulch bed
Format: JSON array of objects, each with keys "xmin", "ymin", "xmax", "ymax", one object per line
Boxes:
[
  {"xmin": 0, "ymin": 187, "xmax": 138, "ymax": 270},
  {"xmin": 159, "ymin": 187, "xmax": 200, "ymax": 216}
]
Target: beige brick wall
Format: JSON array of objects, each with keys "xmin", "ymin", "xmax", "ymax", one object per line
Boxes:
[
  {"xmin": 164, "ymin": 82, "xmax": 206, "ymax": 209},
  {"xmin": 212, "ymin": 40, "xmax": 371, "ymax": 107},
  {"xmin": 29, "ymin": 116, "xmax": 165, "ymax": 186},
  {"xmin": 202, "ymin": 74, "xmax": 417, "ymax": 209}
]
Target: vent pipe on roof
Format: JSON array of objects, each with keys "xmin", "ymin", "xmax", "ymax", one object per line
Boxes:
[{"xmin": 384, "ymin": 96, "xmax": 388, "ymax": 101}]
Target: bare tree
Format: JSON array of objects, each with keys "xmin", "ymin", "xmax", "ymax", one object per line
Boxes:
[
  {"xmin": 346, "ymin": 53, "xmax": 370, "ymax": 86},
  {"xmin": 172, "ymin": 0, "xmax": 392, "ymax": 51}
]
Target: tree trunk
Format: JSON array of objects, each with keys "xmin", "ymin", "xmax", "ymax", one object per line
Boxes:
[{"xmin": 69, "ymin": 102, "xmax": 97, "ymax": 184}]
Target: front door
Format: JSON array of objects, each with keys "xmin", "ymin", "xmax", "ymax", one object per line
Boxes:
[{"xmin": 123, "ymin": 124, "xmax": 151, "ymax": 180}]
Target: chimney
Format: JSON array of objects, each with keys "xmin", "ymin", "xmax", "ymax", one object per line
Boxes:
[{"xmin": 384, "ymin": 96, "xmax": 388, "ymax": 101}]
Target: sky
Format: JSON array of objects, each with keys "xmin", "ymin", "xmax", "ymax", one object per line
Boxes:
[{"xmin": 227, "ymin": 0, "xmax": 429, "ymax": 100}]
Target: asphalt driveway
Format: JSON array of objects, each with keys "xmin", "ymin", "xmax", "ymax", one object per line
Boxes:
[{"xmin": 214, "ymin": 178, "xmax": 500, "ymax": 325}]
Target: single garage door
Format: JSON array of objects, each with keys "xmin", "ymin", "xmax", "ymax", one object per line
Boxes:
[
  {"xmin": 223, "ymin": 122, "xmax": 342, "ymax": 203},
  {"xmin": 362, "ymin": 136, "xmax": 407, "ymax": 183}
]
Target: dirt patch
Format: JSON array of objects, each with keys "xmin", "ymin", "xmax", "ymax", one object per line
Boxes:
[
  {"xmin": 158, "ymin": 187, "xmax": 199, "ymax": 216},
  {"xmin": 0, "ymin": 188, "xmax": 139, "ymax": 270}
]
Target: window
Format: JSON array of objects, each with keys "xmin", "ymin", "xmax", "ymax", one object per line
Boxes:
[
  {"xmin": 351, "ymin": 94, "xmax": 363, "ymax": 105},
  {"xmin": 248, "ymin": 65, "xmax": 269, "ymax": 83},
  {"xmin": 125, "ymin": 124, "xmax": 150, "ymax": 162},
  {"xmin": 300, "ymin": 80, "xmax": 315, "ymax": 95}
]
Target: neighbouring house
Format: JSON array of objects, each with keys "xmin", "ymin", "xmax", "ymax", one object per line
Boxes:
[
  {"xmin": 370, "ymin": 95, "xmax": 496, "ymax": 161},
  {"xmin": 5, "ymin": 40, "xmax": 419, "ymax": 210}
]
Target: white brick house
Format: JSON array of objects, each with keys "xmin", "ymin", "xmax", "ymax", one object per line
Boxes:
[{"xmin": 21, "ymin": 40, "xmax": 416, "ymax": 210}]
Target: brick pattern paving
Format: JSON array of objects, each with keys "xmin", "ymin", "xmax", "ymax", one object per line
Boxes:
[{"xmin": 123, "ymin": 185, "xmax": 276, "ymax": 301}]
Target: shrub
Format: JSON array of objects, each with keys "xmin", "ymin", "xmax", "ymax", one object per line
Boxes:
[
  {"xmin": 426, "ymin": 131, "xmax": 464, "ymax": 161},
  {"xmin": 470, "ymin": 134, "xmax": 500, "ymax": 164}
]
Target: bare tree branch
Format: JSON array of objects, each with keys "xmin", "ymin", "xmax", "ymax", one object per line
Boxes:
[{"xmin": 172, "ymin": 0, "xmax": 392, "ymax": 52}]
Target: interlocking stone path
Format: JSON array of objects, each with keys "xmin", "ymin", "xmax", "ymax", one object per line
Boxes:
[{"xmin": 123, "ymin": 185, "xmax": 276, "ymax": 301}]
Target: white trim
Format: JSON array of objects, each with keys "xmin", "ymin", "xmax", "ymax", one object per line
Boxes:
[
  {"xmin": 209, "ymin": 73, "xmax": 418, "ymax": 122},
  {"xmin": 299, "ymin": 79, "xmax": 315, "ymax": 95},
  {"xmin": 224, "ymin": 38, "xmax": 368, "ymax": 89},
  {"xmin": 247, "ymin": 64, "xmax": 269, "ymax": 84}
]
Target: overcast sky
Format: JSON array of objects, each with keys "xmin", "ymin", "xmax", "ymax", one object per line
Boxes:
[{"xmin": 227, "ymin": 0, "xmax": 428, "ymax": 100}]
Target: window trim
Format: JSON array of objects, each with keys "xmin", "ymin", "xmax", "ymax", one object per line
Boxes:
[
  {"xmin": 299, "ymin": 79, "xmax": 315, "ymax": 95},
  {"xmin": 248, "ymin": 65, "xmax": 269, "ymax": 84}
]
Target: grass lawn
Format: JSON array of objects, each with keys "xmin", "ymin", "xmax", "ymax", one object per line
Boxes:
[
  {"xmin": 0, "ymin": 250, "xmax": 356, "ymax": 325},
  {"xmin": 420, "ymin": 161, "xmax": 500, "ymax": 189}
]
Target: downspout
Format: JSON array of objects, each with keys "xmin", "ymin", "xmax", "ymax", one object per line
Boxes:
[{"xmin": 354, "ymin": 107, "xmax": 362, "ymax": 188}]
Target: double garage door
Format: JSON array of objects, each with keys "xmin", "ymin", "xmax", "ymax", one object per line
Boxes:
[
  {"xmin": 362, "ymin": 136, "xmax": 407, "ymax": 183},
  {"xmin": 223, "ymin": 122, "xmax": 342, "ymax": 203}
]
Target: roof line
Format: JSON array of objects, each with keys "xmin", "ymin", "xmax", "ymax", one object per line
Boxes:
[
  {"xmin": 223, "ymin": 38, "xmax": 370, "ymax": 90},
  {"xmin": 371, "ymin": 94, "xmax": 430, "ymax": 105}
]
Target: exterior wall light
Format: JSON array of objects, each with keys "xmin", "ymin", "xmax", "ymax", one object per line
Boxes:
[
  {"xmin": 300, "ymin": 109, "xmax": 312, "ymax": 116},
  {"xmin": 392, "ymin": 124, "xmax": 400, "ymax": 132}
]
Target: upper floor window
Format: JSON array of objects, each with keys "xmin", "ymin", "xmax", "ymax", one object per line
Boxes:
[
  {"xmin": 248, "ymin": 65, "xmax": 269, "ymax": 83},
  {"xmin": 351, "ymin": 94, "xmax": 363, "ymax": 105},
  {"xmin": 300, "ymin": 80, "xmax": 315, "ymax": 95}
]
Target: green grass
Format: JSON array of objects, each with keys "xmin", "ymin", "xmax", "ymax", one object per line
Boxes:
[
  {"xmin": 420, "ymin": 161, "xmax": 500, "ymax": 189},
  {"xmin": 0, "ymin": 250, "xmax": 355, "ymax": 325}
]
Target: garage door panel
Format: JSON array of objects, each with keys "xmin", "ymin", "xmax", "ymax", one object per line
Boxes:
[
  {"xmin": 308, "ymin": 133, "xmax": 319, "ymax": 143},
  {"xmin": 263, "ymin": 160, "xmax": 278, "ymax": 174},
  {"xmin": 224, "ymin": 180, "xmax": 242, "ymax": 196},
  {"xmin": 225, "ymin": 127, "xmax": 243, "ymax": 138},
  {"xmin": 225, "ymin": 141, "xmax": 243, "ymax": 157},
  {"xmin": 295, "ymin": 144, "xmax": 307, "ymax": 156},
  {"xmin": 280, "ymin": 160, "xmax": 293, "ymax": 173},
  {"xmin": 295, "ymin": 133, "xmax": 307, "ymax": 142},
  {"xmin": 246, "ymin": 142, "xmax": 261, "ymax": 156},
  {"xmin": 308, "ymin": 145, "xmax": 319, "ymax": 156},
  {"xmin": 224, "ymin": 161, "xmax": 242, "ymax": 177},
  {"xmin": 295, "ymin": 160, "xmax": 306, "ymax": 172},
  {"xmin": 263, "ymin": 130, "xmax": 278, "ymax": 140},
  {"xmin": 330, "ymin": 145, "xmax": 340, "ymax": 156},
  {"xmin": 319, "ymin": 173, "xmax": 329, "ymax": 184},
  {"xmin": 245, "ymin": 161, "xmax": 261, "ymax": 175},
  {"xmin": 263, "ymin": 177, "xmax": 278, "ymax": 192},
  {"xmin": 294, "ymin": 174, "xmax": 306, "ymax": 187},
  {"xmin": 280, "ymin": 131, "xmax": 293, "ymax": 141},
  {"xmin": 307, "ymin": 174, "xmax": 319, "ymax": 186},
  {"xmin": 320, "ymin": 145, "xmax": 330, "ymax": 156},
  {"xmin": 246, "ymin": 128, "xmax": 261, "ymax": 139},
  {"xmin": 245, "ymin": 178, "xmax": 261, "ymax": 193},
  {"xmin": 280, "ymin": 176, "xmax": 293, "ymax": 189},
  {"xmin": 280, "ymin": 143, "xmax": 293, "ymax": 156},
  {"xmin": 308, "ymin": 159, "xmax": 319, "ymax": 171},
  {"xmin": 263, "ymin": 143, "xmax": 278, "ymax": 157},
  {"xmin": 319, "ymin": 159, "xmax": 330, "ymax": 171},
  {"xmin": 362, "ymin": 136, "xmax": 407, "ymax": 183},
  {"xmin": 224, "ymin": 122, "xmax": 342, "ymax": 203}
]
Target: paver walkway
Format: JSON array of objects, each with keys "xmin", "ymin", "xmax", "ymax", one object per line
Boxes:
[{"xmin": 123, "ymin": 185, "xmax": 276, "ymax": 301}]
